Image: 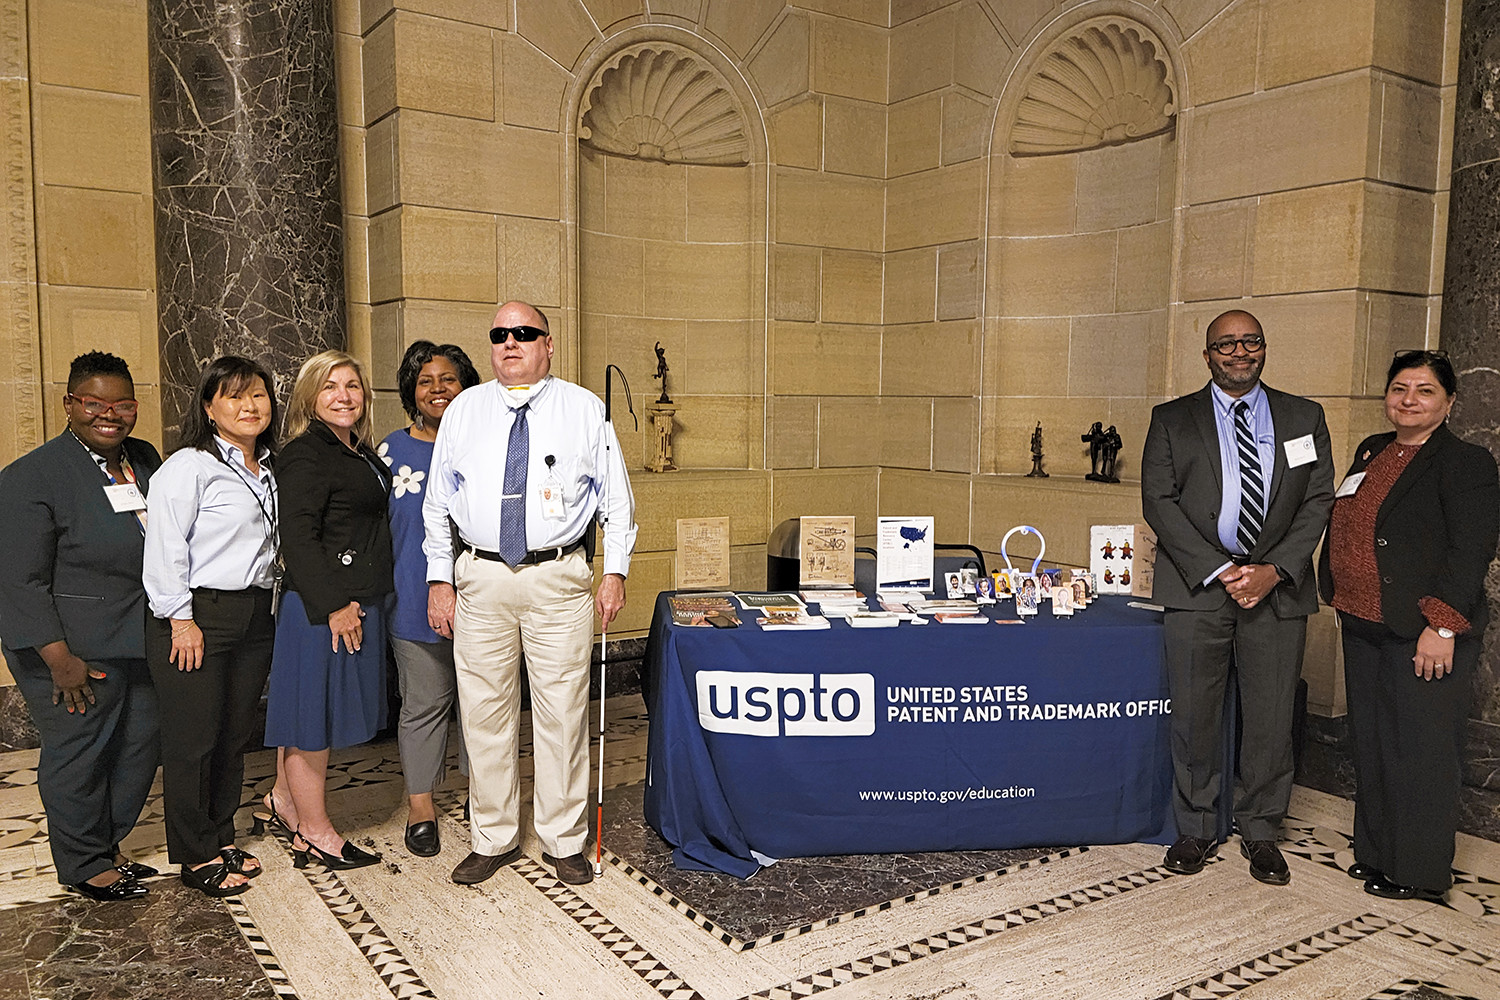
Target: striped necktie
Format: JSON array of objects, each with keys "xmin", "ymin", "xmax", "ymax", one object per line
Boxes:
[
  {"xmin": 498, "ymin": 404, "xmax": 529, "ymax": 566},
  {"xmin": 1234, "ymin": 400, "xmax": 1263, "ymax": 554}
]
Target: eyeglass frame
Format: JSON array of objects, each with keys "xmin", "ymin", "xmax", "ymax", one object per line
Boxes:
[
  {"xmin": 65, "ymin": 393, "xmax": 140, "ymax": 417},
  {"xmin": 1207, "ymin": 335, "xmax": 1266, "ymax": 356},
  {"xmin": 1393, "ymin": 348, "xmax": 1448, "ymax": 360},
  {"xmin": 489, "ymin": 325, "xmax": 548, "ymax": 345}
]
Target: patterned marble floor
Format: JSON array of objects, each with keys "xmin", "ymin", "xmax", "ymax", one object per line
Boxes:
[{"xmin": 1, "ymin": 696, "xmax": 1499, "ymax": 1000}]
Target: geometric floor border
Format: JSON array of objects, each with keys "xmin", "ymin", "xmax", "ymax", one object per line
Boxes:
[
  {"xmin": 1148, "ymin": 913, "xmax": 1392, "ymax": 1000},
  {"xmin": 1367, "ymin": 980, "xmax": 1490, "ymax": 1000},
  {"xmin": 436, "ymin": 792, "xmax": 705, "ymax": 1000},
  {"xmin": 606, "ymin": 842, "xmax": 1092, "ymax": 952},
  {"xmin": 734, "ymin": 862, "xmax": 1185, "ymax": 1000},
  {"xmin": 223, "ymin": 893, "xmax": 303, "ymax": 999},
  {"xmin": 1384, "ymin": 922, "xmax": 1500, "ymax": 975}
]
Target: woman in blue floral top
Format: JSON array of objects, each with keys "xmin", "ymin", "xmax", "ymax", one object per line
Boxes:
[{"xmin": 379, "ymin": 341, "xmax": 481, "ymax": 857}]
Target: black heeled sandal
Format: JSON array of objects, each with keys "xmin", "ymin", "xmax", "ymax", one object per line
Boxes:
[
  {"xmin": 291, "ymin": 831, "xmax": 381, "ymax": 871},
  {"xmin": 181, "ymin": 860, "xmax": 251, "ymax": 898},
  {"xmin": 251, "ymin": 793, "xmax": 293, "ymax": 838},
  {"xmin": 221, "ymin": 846, "xmax": 262, "ymax": 879}
]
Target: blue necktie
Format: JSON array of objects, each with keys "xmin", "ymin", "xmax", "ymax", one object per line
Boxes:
[
  {"xmin": 498, "ymin": 404, "xmax": 529, "ymax": 566},
  {"xmin": 1234, "ymin": 400, "xmax": 1264, "ymax": 554}
]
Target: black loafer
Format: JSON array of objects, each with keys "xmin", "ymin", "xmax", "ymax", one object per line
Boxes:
[
  {"xmin": 115, "ymin": 860, "xmax": 158, "ymax": 880},
  {"xmin": 405, "ymin": 821, "xmax": 440, "ymax": 857},
  {"xmin": 1163, "ymin": 835, "xmax": 1218, "ymax": 875},
  {"xmin": 541, "ymin": 851, "xmax": 594, "ymax": 885},
  {"xmin": 451, "ymin": 845, "xmax": 521, "ymax": 885},
  {"xmin": 1240, "ymin": 839, "xmax": 1291, "ymax": 886},
  {"xmin": 1346, "ymin": 862, "xmax": 1383, "ymax": 881},
  {"xmin": 1363, "ymin": 876, "xmax": 1444, "ymax": 901},
  {"xmin": 69, "ymin": 875, "xmax": 148, "ymax": 901}
]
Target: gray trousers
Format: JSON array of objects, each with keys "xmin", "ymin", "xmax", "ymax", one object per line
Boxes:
[
  {"xmin": 391, "ymin": 636, "xmax": 467, "ymax": 795},
  {"xmin": 1163, "ymin": 602, "xmax": 1306, "ymax": 842},
  {"xmin": 6, "ymin": 649, "xmax": 159, "ymax": 884}
]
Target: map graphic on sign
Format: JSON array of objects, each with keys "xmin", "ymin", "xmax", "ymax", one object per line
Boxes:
[{"xmin": 899, "ymin": 524, "xmax": 927, "ymax": 547}]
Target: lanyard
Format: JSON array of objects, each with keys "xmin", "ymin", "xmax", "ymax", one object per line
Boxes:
[
  {"xmin": 213, "ymin": 440, "xmax": 279, "ymax": 544},
  {"xmin": 71, "ymin": 430, "xmax": 146, "ymax": 535}
]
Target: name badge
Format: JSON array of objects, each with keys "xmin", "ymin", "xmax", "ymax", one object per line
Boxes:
[
  {"xmin": 104, "ymin": 482, "xmax": 147, "ymax": 513},
  {"xmin": 538, "ymin": 484, "xmax": 565, "ymax": 521},
  {"xmin": 1335, "ymin": 471, "xmax": 1365, "ymax": 498},
  {"xmin": 1283, "ymin": 434, "xmax": 1317, "ymax": 468}
]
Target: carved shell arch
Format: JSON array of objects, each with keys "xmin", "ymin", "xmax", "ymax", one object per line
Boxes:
[
  {"xmin": 579, "ymin": 46, "xmax": 750, "ymax": 166},
  {"xmin": 1010, "ymin": 19, "xmax": 1177, "ymax": 157}
]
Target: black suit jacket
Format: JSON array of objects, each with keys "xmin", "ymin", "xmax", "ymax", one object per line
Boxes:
[
  {"xmin": 1142, "ymin": 383, "xmax": 1334, "ymax": 616},
  {"xmin": 1318, "ymin": 423, "xmax": 1499, "ymax": 639},
  {"xmin": 0, "ymin": 431, "xmax": 161, "ymax": 659},
  {"xmin": 278, "ymin": 421, "xmax": 394, "ymax": 624}
]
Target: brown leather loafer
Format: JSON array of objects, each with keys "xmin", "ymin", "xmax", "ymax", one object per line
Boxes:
[
  {"xmin": 541, "ymin": 851, "xmax": 594, "ymax": 885},
  {"xmin": 451, "ymin": 845, "xmax": 520, "ymax": 885},
  {"xmin": 1163, "ymin": 835, "xmax": 1218, "ymax": 875},
  {"xmin": 1240, "ymin": 839, "xmax": 1290, "ymax": 886}
]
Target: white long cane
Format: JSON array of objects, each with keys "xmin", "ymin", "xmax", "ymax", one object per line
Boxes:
[{"xmin": 594, "ymin": 623, "xmax": 607, "ymax": 876}]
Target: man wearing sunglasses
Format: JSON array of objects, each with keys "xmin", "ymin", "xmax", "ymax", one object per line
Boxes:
[
  {"xmin": 421, "ymin": 300, "xmax": 637, "ymax": 886},
  {"xmin": 1141, "ymin": 310, "xmax": 1333, "ymax": 888}
]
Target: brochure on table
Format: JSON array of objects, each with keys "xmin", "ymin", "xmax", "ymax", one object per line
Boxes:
[{"xmin": 876, "ymin": 515, "xmax": 934, "ymax": 592}]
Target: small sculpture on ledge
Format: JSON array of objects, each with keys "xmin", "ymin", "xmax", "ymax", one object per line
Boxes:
[
  {"xmin": 1026, "ymin": 422, "xmax": 1048, "ymax": 478},
  {"xmin": 1083, "ymin": 421, "xmax": 1122, "ymax": 483},
  {"xmin": 645, "ymin": 342, "xmax": 677, "ymax": 473}
]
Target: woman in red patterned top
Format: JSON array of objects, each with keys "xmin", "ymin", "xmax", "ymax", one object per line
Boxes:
[{"xmin": 1319, "ymin": 350, "xmax": 1499, "ymax": 901}]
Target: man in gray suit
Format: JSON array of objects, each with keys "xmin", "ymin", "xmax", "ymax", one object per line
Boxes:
[{"xmin": 1141, "ymin": 310, "xmax": 1334, "ymax": 885}]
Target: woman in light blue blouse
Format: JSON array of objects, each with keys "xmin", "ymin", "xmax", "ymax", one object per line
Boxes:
[
  {"xmin": 143, "ymin": 356, "xmax": 278, "ymax": 897},
  {"xmin": 380, "ymin": 341, "xmax": 481, "ymax": 856}
]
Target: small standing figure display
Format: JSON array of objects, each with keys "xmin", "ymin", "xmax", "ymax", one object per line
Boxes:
[
  {"xmin": 645, "ymin": 342, "xmax": 678, "ymax": 473},
  {"xmin": 1026, "ymin": 422, "xmax": 1049, "ymax": 478},
  {"xmin": 1101, "ymin": 425, "xmax": 1123, "ymax": 482},
  {"xmin": 1084, "ymin": 421, "xmax": 1122, "ymax": 483}
]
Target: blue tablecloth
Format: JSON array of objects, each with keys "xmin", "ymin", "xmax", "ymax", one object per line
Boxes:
[{"xmin": 643, "ymin": 594, "xmax": 1183, "ymax": 877}]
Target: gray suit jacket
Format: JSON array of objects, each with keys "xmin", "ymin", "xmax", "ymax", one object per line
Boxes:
[
  {"xmin": 0, "ymin": 431, "xmax": 161, "ymax": 660},
  {"xmin": 1141, "ymin": 383, "xmax": 1334, "ymax": 617}
]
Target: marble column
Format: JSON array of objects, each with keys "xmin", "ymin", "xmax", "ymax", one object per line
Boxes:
[
  {"xmin": 148, "ymin": 0, "xmax": 345, "ymax": 440},
  {"xmin": 1441, "ymin": 0, "xmax": 1500, "ymax": 750}
]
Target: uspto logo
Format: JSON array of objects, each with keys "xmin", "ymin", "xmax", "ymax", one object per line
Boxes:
[{"xmin": 697, "ymin": 671, "xmax": 875, "ymax": 737}]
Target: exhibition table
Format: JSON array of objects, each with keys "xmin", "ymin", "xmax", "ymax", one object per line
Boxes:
[{"xmin": 643, "ymin": 593, "xmax": 1190, "ymax": 878}]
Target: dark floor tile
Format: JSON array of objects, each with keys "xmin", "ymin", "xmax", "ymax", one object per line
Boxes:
[
  {"xmin": 10, "ymin": 880, "xmax": 276, "ymax": 1000},
  {"xmin": 601, "ymin": 782, "xmax": 1056, "ymax": 944}
]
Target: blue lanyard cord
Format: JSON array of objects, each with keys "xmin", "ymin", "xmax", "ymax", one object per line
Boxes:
[{"xmin": 71, "ymin": 430, "xmax": 146, "ymax": 535}]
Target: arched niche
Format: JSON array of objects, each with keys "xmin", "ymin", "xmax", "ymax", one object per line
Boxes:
[
  {"xmin": 572, "ymin": 38, "xmax": 768, "ymax": 471},
  {"xmin": 985, "ymin": 13, "xmax": 1182, "ymax": 479}
]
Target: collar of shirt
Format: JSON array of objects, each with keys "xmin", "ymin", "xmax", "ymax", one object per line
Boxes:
[
  {"xmin": 213, "ymin": 435, "xmax": 271, "ymax": 479},
  {"xmin": 1209, "ymin": 381, "xmax": 1267, "ymax": 422},
  {"xmin": 497, "ymin": 375, "xmax": 554, "ymax": 411},
  {"xmin": 69, "ymin": 429, "xmax": 138, "ymax": 486}
]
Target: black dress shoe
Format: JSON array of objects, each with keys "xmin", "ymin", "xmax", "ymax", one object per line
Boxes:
[
  {"xmin": 1363, "ymin": 876, "xmax": 1444, "ymax": 901},
  {"xmin": 115, "ymin": 860, "xmax": 158, "ymax": 880},
  {"xmin": 541, "ymin": 851, "xmax": 594, "ymax": 885},
  {"xmin": 451, "ymin": 845, "xmax": 521, "ymax": 885},
  {"xmin": 405, "ymin": 821, "xmax": 440, "ymax": 857},
  {"xmin": 69, "ymin": 875, "xmax": 148, "ymax": 901},
  {"xmin": 291, "ymin": 833, "xmax": 381, "ymax": 871},
  {"xmin": 1163, "ymin": 835, "xmax": 1218, "ymax": 874},
  {"xmin": 1240, "ymin": 839, "xmax": 1291, "ymax": 886},
  {"xmin": 1346, "ymin": 862, "xmax": 1383, "ymax": 881}
]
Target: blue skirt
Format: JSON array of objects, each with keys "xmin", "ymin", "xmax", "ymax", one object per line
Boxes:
[{"xmin": 264, "ymin": 590, "xmax": 389, "ymax": 752}]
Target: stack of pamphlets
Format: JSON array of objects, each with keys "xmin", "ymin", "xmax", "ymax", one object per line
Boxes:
[
  {"xmin": 844, "ymin": 610, "xmax": 902, "ymax": 628},
  {"xmin": 802, "ymin": 588, "xmax": 867, "ymax": 616},
  {"xmin": 736, "ymin": 592, "xmax": 805, "ymax": 611},
  {"xmin": 933, "ymin": 611, "xmax": 987, "ymax": 624},
  {"xmin": 907, "ymin": 598, "xmax": 981, "ymax": 615},
  {"xmin": 668, "ymin": 593, "xmax": 741, "ymax": 627},
  {"xmin": 757, "ymin": 612, "xmax": 831, "ymax": 630}
]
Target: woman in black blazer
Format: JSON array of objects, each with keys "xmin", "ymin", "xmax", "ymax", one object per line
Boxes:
[
  {"xmin": 1319, "ymin": 350, "xmax": 1499, "ymax": 900},
  {"xmin": 259, "ymin": 350, "xmax": 392, "ymax": 871},
  {"xmin": 0, "ymin": 352, "xmax": 161, "ymax": 900}
]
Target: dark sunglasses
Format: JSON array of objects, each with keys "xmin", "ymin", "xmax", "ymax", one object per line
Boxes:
[
  {"xmin": 490, "ymin": 325, "xmax": 548, "ymax": 344},
  {"xmin": 1393, "ymin": 349, "xmax": 1448, "ymax": 359}
]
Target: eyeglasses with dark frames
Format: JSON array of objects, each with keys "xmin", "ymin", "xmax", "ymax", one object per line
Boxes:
[
  {"xmin": 66, "ymin": 393, "xmax": 139, "ymax": 417},
  {"xmin": 1393, "ymin": 349, "xmax": 1448, "ymax": 360},
  {"xmin": 489, "ymin": 326, "xmax": 548, "ymax": 344},
  {"xmin": 1208, "ymin": 335, "xmax": 1266, "ymax": 356}
]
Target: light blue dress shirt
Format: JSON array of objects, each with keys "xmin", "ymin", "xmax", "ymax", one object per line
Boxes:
[{"xmin": 1203, "ymin": 383, "xmax": 1276, "ymax": 586}]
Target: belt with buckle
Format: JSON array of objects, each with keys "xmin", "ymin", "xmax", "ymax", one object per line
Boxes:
[{"xmin": 461, "ymin": 538, "xmax": 584, "ymax": 565}]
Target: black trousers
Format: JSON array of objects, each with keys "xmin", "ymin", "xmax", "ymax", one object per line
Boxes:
[
  {"xmin": 146, "ymin": 587, "xmax": 274, "ymax": 866},
  {"xmin": 1340, "ymin": 612, "xmax": 1474, "ymax": 892},
  {"xmin": 1163, "ymin": 601, "xmax": 1306, "ymax": 841},
  {"xmin": 5, "ymin": 649, "xmax": 158, "ymax": 885}
]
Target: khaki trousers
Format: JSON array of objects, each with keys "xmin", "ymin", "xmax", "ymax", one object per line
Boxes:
[{"xmin": 453, "ymin": 547, "xmax": 594, "ymax": 858}]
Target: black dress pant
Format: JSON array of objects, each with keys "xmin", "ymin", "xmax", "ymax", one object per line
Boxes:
[
  {"xmin": 5, "ymin": 649, "xmax": 158, "ymax": 885},
  {"xmin": 1340, "ymin": 612, "xmax": 1474, "ymax": 892},
  {"xmin": 1163, "ymin": 600, "xmax": 1307, "ymax": 841},
  {"xmin": 146, "ymin": 587, "xmax": 274, "ymax": 866}
]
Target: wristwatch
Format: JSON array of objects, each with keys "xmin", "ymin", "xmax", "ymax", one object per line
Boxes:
[{"xmin": 1435, "ymin": 627, "xmax": 1455, "ymax": 640}]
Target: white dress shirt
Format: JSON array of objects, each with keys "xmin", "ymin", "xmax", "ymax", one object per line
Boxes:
[
  {"xmin": 143, "ymin": 437, "xmax": 278, "ymax": 619},
  {"xmin": 423, "ymin": 376, "xmax": 638, "ymax": 583}
]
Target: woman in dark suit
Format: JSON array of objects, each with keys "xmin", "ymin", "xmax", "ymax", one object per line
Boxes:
[
  {"xmin": 1319, "ymin": 350, "xmax": 1500, "ymax": 900},
  {"xmin": 260, "ymin": 350, "xmax": 392, "ymax": 870},
  {"xmin": 0, "ymin": 352, "xmax": 161, "ymax": 900}
]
